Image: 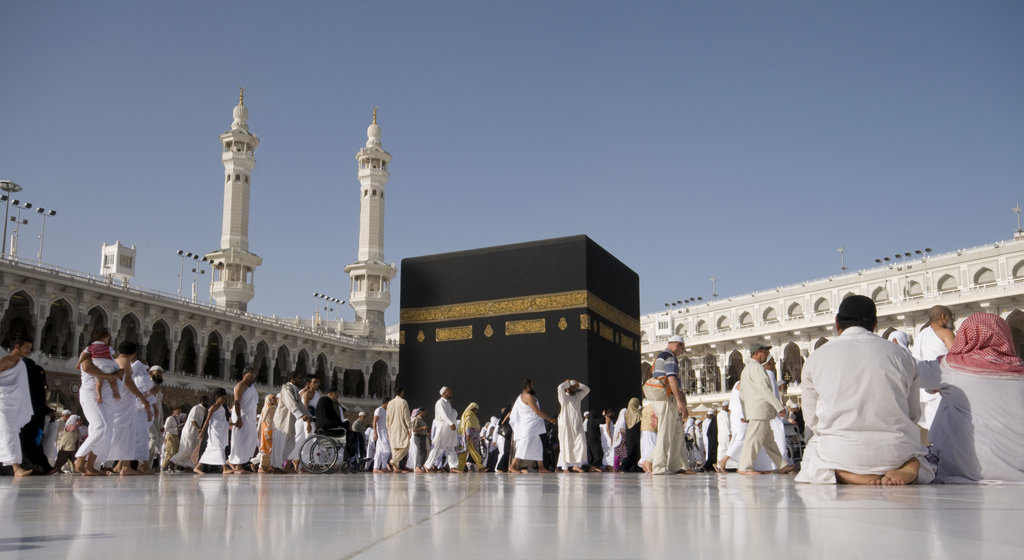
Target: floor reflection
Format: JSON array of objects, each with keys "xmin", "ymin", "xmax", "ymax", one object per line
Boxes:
[{"xmin": 0, "ymin": 474, "xmax": 1022, "ymax": 559}]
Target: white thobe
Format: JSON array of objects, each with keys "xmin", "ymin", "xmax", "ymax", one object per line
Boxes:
[
  {"xmin": 425, "ymin": 398, "xmax": 459, "ymax": 468},
  {"xmin": 918, "ymin": 360, "xmax": 1024, "ymax": 483},
  {"xmin": 556, "ymin": 382, "xmax": 589, "ymax": 467},
  {"xmin": 716, "ymin": 409, "xmax": 731, "ymax": 462},
  {"xmin": 510, "ymin": 394, "xmax": 547, "ymax": 461},
  {"xmin": 75, "ymin": 360, "xmax": 117, "ymax": 464},
  {"xmin": 228, "ymin": 384, "xmax": 259, "ymax": 465},
  {"xmin": 725, "ymin": 386, "xmax": 776, "ymax": 471},
  {"xmin": 796, "ymin": 327, "xmax": 936, "ymax": 484},
  {"xmin": 130, "ymin": 361, "xmax": 156, "ymax": 462},
  {"xmin": 372, "ymin": 406, "xmax": 391, "ymax": 469},
  {"xmin": 0, "ymin": 358, "xmax": 32, "ymax": 465},
  {"xmin": 600, "ymin": 422, "xmax": 615, "ymax": 467},
  {"xmin": 107, "ymin": 370, "xmax": 136, "ymax": 462},
  {"xmin": 913, "ymin": 326, "xmax": 948, "ymax": 430},
  {"xmin": 273, "ymin": 383, "xmax": 309, "ymax": 462},
  {"xmin": 170, "ymin": 404, "xmax": 206, "ymax": 468},
  {"xmin": 198, "ymin": 407, "xmax": 229, "ymax": 466}
]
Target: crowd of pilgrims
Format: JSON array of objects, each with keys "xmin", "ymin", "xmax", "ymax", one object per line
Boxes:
[{"xmin": 1, "ymin": 295, "xmax": 1023, "ymax": 483}]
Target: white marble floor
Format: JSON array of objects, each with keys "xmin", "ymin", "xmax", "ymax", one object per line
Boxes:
[{"xmin": 1, "ymin": 473, "xmax": 1022, "ymax": 559}]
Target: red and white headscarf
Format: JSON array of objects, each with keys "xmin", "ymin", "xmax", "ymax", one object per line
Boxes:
[{"xmin": 942, "ymin": 312, "xmax": 1024, "ymax": 379}]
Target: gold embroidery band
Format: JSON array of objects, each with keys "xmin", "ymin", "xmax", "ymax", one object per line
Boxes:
[
  {"xmin": 436, "ymin": 325, "xmax": 473, "ymax": 342},
  {"xmin": 506, "ymin": 319, "xmax": 546, "ymax": 335},
  {"xmin": 401, "ymin": 290, "xmax": 639, "ymax": 334}
]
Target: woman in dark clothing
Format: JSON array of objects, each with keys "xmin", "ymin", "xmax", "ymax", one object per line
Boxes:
[
  {"xmin": 495, "ymin": 405, "xmax": 513, "ymax": 473},
  {"xmin": 586, "ymin": 409, "xmax": 605, "ymax": 472},
  {"xmin": 620, "ymin": 398, "xmax": 644, "ymax": 473}
]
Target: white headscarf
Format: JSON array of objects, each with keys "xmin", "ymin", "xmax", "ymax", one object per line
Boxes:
[
  {"xmin": 888, "ymin": 330, "xmax": 910, "ymax": 350},
  {"xmin": 439, "ymin": 386, "xmax": 448, "ymax": 396}
]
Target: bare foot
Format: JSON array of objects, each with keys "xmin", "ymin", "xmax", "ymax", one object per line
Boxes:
[
  {"xmin": 738, "ymin": 470, "xmax": 764, "ymax": 476},
  {"xmin": 193, "ymin": 467, "xmax": 204, "ymax": 475},
  {"xmin": 12, "ymin": 464, "xmax": 33, "ymax": 477},
  {"xmin": 537, "ymin": 467, "xmax": 552, "ymax": 473},
  {"xmin": 776, "ymin": 464, "xmax": 797, "ymax": 475},
  {"xmin": 414, "ymin": 467, "xmax": 425, "ymax": 473},
  {"xmin": 372, "ymin": 469, "xmax": 385, "ymax": 473},
  {"xmin": 74, "ymin": 458, "xmax": 87, "ymax": 474},
  {"xmin": 880, "ymin": 458, "xmax": 920, "ymax": 486},
  {"xmin": 571, "ymin": 466, "xmax": 585, "ymax": 473},
  {"xmin": 119, "ymin": 468, "xmax": 142, "ymax": 476},
  {"xmin": 258, "ymin": 467, "xmax": 272, "ymax": 474},
  {"xmin": 836, "ymin": 469, "xmax": 883, "ymax": 485}
]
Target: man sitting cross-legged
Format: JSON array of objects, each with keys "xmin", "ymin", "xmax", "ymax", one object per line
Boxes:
[{"xmin": 796, "ymin": 295, "xmax": 935, "ymax": 485}]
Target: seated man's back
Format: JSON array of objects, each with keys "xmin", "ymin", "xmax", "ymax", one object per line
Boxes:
[{"xmin": 797, "ymin": 325, "xmax": 935, "ymax": 484}]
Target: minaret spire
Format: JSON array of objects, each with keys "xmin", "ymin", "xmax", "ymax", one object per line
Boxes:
[
  {"xmin": 206, "ymin": 90, "xmax": 263, "ymax": 312},
  {"xmin": 344, "ymin": 109, "xmax": 396, "ymax": 340}
]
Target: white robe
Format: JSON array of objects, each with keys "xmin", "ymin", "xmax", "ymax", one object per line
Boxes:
[
  {"xmin": 107, "ymin": 371, "xmax": 136, "ymax": 462},
  {"xmin": 75, "ymin": 363, "xmax": 116, "ymax": 464},
  {"xmin": 372, "ymin": 406, "xmax": 391, "ymax": 469},
  {"xmin": 919, "ymin": 359, "xmax": 1024, "ymax": 483},
  {"xmin": 913, "ymin": 326, "xmax": 948, "ymax": 430},
  {"xmin": 556, "ymin": 382, "xmax": 589, "ymax": 467},
  {"xmin": 170, "ymin": 404, "xmax": 206, "ymax": 468},
  {"xmin": 716, "ymin": 409, "xmax": 731, "ymax": 462},
  {"xmin": 130, "ymin": 362, "xmax": 156, "ymax": 462},
  {"xmin": 228, "ymin": 384, "xmax": 259, "ymax": 465},
  {"xmin": 766, "ymin": 368, "xmax": 791, "ymax": 464},
  {"xmin": 796, "ymin": 326, "xmax": 936, "ymax": 484},
  {"xmin": 198, "ymin": 406, "xmax": 229, "ymax": 466},
  {"xmin": 0, "ymin": 358, "xmax": 32, "ymax": 465},
  {"xmin": 600, "ymin": 422, "xmax": 615, "ymax": 467},
  {"xmin": 510, "ymin": 394, "xmax": 546, "ymax": 461},
  {"xmin": 425, "ymin": 398, "xmax": 459, "ymax": 468}
]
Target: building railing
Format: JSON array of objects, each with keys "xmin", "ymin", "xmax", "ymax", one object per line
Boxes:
[{"xmin": 0, "ymin": 256, "xmax": 396, "ymax": 348}]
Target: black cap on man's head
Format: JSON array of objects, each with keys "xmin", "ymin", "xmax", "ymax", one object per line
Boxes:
[{"xmin": 836, "ymin": 295, "xmax": 876, "ymax": 320}]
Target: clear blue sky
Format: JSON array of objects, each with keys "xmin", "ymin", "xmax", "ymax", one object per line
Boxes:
[{"xmin": 2, "ymin": 1, "xmax": 1022, "ymax": 325}]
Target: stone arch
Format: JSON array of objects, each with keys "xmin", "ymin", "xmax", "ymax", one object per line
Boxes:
[
  {"xmin": 787, "ymin": 302, "xmax": 803, "ymax": 318},
  {"xmin": 907, "ymin": 280, "xmax": 924, "ymax": 298},
  {"xmin": 116, "ymin": 313, "xmax": 141, "ymax": 349},
  {"xmin": 674, "ymin": 324, "xmax": 685, "ymax": 336},
  {"xmin": 871, "ymin": 286, "xmax": 889, "ymax": 303},
  {"xmin": 174, "ymin": 325, "xmax": 199, "ymax": 374},
  {"xmin": 230, "ymin": 336, "xmax": 248, "ymax": 380},
  {"xmin": 147, "ymin": 319, "xmax": 171, "ymax": 370},
  {"xmin": 295, "ymin": 349, "xmax": 310, "ymax": 377},
  {"xmin": 726, "ymin": 350, "xmax": 744, "ymax": 391},
  {"xmin": 40, "ymin": 298, "xmax": 74, "ymax": 357},
  {"xmin": 640, "ymin": 330, "xmax": 648, "ymax": 343},
  {"xmin": 702, "ymin": 354, "xmax": 721, "ymax": 393},
  {"xmin": 1006, "ymin": 310, "xmax": 1024, "ymax": 359},
  {"xmin": 974, "ymin": 267, "xmax": 996, "ymax": 287},
  {"xmin": 716, "ymin": 316, "xmax": 730, "ymax": 330},
  {"xmin": 762, "ymin": 307, "xmax": 777, "ymax": 322},
  {"xmin": 814, "ymin": 337, "xmax": 829, "ymax": 350},
  {"xmin": 842, "ymin": 291, "xmax": 857, "ymax": 301},
  {"xmin": 881, "ymin": 327, "xmax": 897, "ymax": 340},
  {"xmin": 814, "ymin": 297, "xmax": 830, "ymax": 313},
  {"xmin": 738, "ymin": 312, "xmax": 752, "ymax": 327},
  {"xmin": 273, "ymin": 345, "xmax": 290, "ymax": 386},
  {"xmin": 368, "ymin": 359, "xmax": 389, "ymax": 399},
  {"xmin": 781, "ymin": 342, "xmax": 803, "ymax": 384},
  {"xmin": 315, "ymin": 353, "xmax": 327, "ymax": 376},
  {"xmin": 1, "ymin": 290, "xmax": 35, "ymax": 350},
  {"xmin": 343, "ymin": 368, "xmax": 364, "ymax": 397},
  {"xmin": 253, "ymin": 340, "xmax": 270, "ymax": 384},
  {"xmin": 1013, "ymin": 261, "xmax": 1024, "ymax": 280},
  {"xmin": 937, "ymin": 274, "xmax": 958, "ymax": 292},
  {"xmin": 78, "ymin": 305, "xmax": 109, "ymax": 352},
  {"xmin": 202, "ymin": 330, "xmax": 223, "ymax": 378},
  {"xmin": 696, "ymin": 320, "xmax": 708, "ymax": 334}
]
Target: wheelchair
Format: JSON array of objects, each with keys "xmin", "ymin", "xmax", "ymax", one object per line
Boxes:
[{"xmin": 298, "ymin": 404, "xmax": 350, "ymax": 474}]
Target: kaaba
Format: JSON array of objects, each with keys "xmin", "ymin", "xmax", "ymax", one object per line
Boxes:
[{"xmin": 396, "ymin": 235, "xmax": 640, "ymax": 418}]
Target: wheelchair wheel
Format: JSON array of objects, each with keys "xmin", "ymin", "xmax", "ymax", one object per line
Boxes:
[{"xmin": 300, "ymin": 435, "xmax": 338, "ymax": 474}]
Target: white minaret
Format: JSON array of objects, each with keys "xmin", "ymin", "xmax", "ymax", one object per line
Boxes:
[
  {"xmin": 206, "ymin": 88, "xmax": 263, "ymax": 312},
  {"xmin": 344, "ymin": 108, "xmax": 396, "ymax": 339}
]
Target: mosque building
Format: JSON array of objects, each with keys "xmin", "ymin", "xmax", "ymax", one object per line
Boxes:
[
  {"xmin": 641, "ymin": 237, "xmax": 1024, "ymax": 408},
  {"xmin": 0, "ymin": 92, "xmax": 398, "ymax": 416}
]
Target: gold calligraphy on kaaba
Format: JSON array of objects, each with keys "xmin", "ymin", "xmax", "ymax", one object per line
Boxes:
[
  {"xmin": 558, "ymin": 317, "xmax": 567, "ymax": 330},
  {"xmin": 399, "ymin": 331, "xmax": 405, "ymax": 344},
  {"xmin": 416, "ymin": 331, "xmax": 425, "ymax": 343},
  {"xmin": 580, "ymin": 314, "xmax": 590, "ymax": 330},
  {"xmin": 620, "ymin": 334, "xmax": 635, "ymax": 350},
  {"xmin": 400, "ymin": 290, "xmax": 638, "ymax": 334},
  {"xmin": 599, "ymin": 322, "xmax": 615, "ymax": 342},
  {"xmin": 436, "ymin": 325, "xmax": 473, "ymax": 342},
  {"xmin": 506, "ymin": 319, "xmax": 546, "ymax": 335},
  {"xmin": 484, "ymin": 324, "xmax": 494, "ymax": 337}
]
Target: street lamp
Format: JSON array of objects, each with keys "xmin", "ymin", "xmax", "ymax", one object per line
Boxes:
[
  {"xmin": 0, "ymin": 181, "xmax": 22, "ymax": 257},
  {"xmin": 35, "ymin": 207, "xmax": 56, "ymax": 263},
  {"xmin": 8, "ymin": 200, "xmax": 32, "ymax": 258},
  {"xmin": 710, "ymin": 276, "xmax": 719, "ymax": 301},
  {"xmin": 190, "ymin": 266, "xmax": 206, "ymax": 302},
  {"xmin": 177, "ymin": 250, "xmax": 209, "ymax": 300},
  {"xmin": 837, "ymin": 245, "xmax": 848, "ymax": 272},
  {"xmin": 313, "ymin": 293, "xmax": 345, "ymax": 326}
]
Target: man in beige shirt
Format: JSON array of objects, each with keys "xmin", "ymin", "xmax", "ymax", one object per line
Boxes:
[
  {"xmin": 738, "ymin": 342, "xmax": 795, "ymax": 475},
  {"xmin": 386, "ymin": 386, "xmax": 412, "ymax": 473}
]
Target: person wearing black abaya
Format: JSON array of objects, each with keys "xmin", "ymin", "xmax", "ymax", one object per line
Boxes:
[
  {"xmin": 19, "ymin": 359, "xmax": 54, "ymax": 474},
  {"xmin": 495, "ymin": 405, "xmax": 513, "ymax": 473},
  {"xmin": 586, "ymin": 409, "xmax": 604, "ymax": 472},
  {"xmin": 702, "ymin": 412, "xmax": 719, "ymax": 472}
]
